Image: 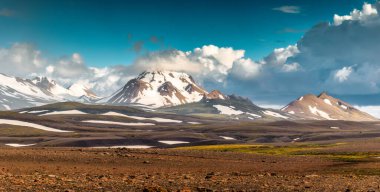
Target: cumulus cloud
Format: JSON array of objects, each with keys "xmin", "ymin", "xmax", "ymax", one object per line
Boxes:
[
  {"xmin": 263, "ymin": 45, "xmax": 299, "ymax": 66},
  {"xmin": 228, "ymin": 1, "xmax": 380, "ymax": 105},
  {"xmin": 282, "ymin": 62, "xmax": 300, "ymax": 72},
  {"xmin": 130, "ymin": 45, "xmax": 249, "ymax": 83},
  {"xmin": 288, "ymin": 2, "xmax": 380, "ymax": 95},
  {"xmin": 207, "ymin": 1, "xmax": 380, "ymax": 105},
  {"xmin": 0, "ymin": 43, "xmax": 261, "ymax": 96},
  {"xmin": 273, "ymin": 6, "xmax": 301, "ymax": 14},
  {"xmin": 0, "ymin": 43, "xmax": 133, "ymax": 96},
  {"xmin": 229, "ymin": 58, "xmax": 262, "ymax": 80},
  {"xmin": 333, "ymin": 3, "xmax": 378, "ymax": 25},
  {"xmin": 334, "ymin": 66, "xmax": 352, "ymax": 82},
  {"xmin": 0, "ymin": 43, "xmax": 46, "ymax": 76},
  {"xmin": 47, "ymin": 53, "xmax": 90, "ymax": 78}
]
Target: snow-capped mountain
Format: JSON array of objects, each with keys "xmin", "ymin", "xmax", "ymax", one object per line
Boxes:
[
  {"xmin": 105, "ymin": 70, "xmax": 293, "ymax": 120},
  {"xmin": 32, "ymin": 77, "xmax": 99, "ymax": 100},
  {"xmin": 107, "ymin": 71, "xmax": 209, "ymax": 107},
  {"xmin": 281, "ymin": 92, "xmax": 377, "ymax": 121},
  {"xmin": 0, "ymin": 74, "xmax": 57, "ymax": 110},
  {"xmin": 0, "ymin": 75, "xmax": 99, "ymax": 110}
]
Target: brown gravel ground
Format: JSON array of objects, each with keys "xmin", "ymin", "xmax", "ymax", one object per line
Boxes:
[{"xmin": 0, "ymin": 147, "xmax": 379, "ymax": 192}]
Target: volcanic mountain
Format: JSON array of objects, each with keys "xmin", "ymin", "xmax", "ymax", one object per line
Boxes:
[
  {"xmin": 107, "ymin": 71, "xmax": 210, "ymax": 107},
  {"xmin": 281, "ymin": 92, "xmax": 377, "ymax": 121}
]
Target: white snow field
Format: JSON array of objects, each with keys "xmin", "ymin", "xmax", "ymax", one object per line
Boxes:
[
  {"xmin": 263, "ymin": 110, "xmax": 289, "ymax": 119},
  {"xmin": 158, "ymin": 140, "xmax": 190, "ymax": 145},
  {"xmin": 213, "ymin": 105, "xmax": 244, "ymax": 115},
  {"xmin": 101, "ymin": 112, "xmax": 182, "ymax": 123},
  {"xmin": 219, "ymin": 136, "xmax": 236, "ymax": 140},
  {"xmin": 82, "ymin": 120, "xmax": 155, "ymax": 126},
  {"xmin": 40, "ymin": 110, "xmax": 88, "ymax": 116},
  {"xmin": 0, "ymin": 119, "xmax": 72, "ymax": 132},
  {"xmin": 5, "ymin": 143, "xmax": 36, "ymax": 147}
]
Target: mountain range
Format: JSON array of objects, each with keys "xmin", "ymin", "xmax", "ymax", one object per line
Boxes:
[
  {"xmin": 0, "ymin": 71, "xmax": 376, "ymax": 121},
  {"xmin": 0, "ymin": 74, "xmax": 98, "ymax": 110}
]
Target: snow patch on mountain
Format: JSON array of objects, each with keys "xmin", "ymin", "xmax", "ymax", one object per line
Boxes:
[
  {"xmin": 308, "ymin": 106, "xmax": 335, "ymax": 120},
  {"xmin": 0, "ymin": 119, "xmax": 72, "ymax": 132},
  {"xmin": 39, "ymin": 110, "xmax": 88, "ymax": 116},
  {"xmin": 263, "ymin": 110, "xmax": 289, "ymax": 119},
  {"xmin": 82, "ymin": 120, "xmax": 155, "ymax": 126},
  {"xmin": 102, "ymin": 112, "xmax": 183, "ymax": 123},
  {"xmin": 323, "ymin": 99, "xmax": 332, "ymax": 106},
  {"xmin": 213, "ymin": 105, "xmax": 244, "ymax": 115}
]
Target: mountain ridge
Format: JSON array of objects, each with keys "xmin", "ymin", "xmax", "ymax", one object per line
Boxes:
[
  {"xmin": 0, "ymin": 71, "xmax": 376, "ymax": 122},
  {"xmin": 0, "ymin": 74, "xmax": 98, "ymax": 110}
]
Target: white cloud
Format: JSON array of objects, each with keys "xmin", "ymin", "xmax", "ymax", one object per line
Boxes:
[
  {"xmin": 132, "ymin": 45, "xmax": 247, "ymax": 83},
  {"xmin": 333, "ymin": 3, "xmax": 378, "ymax": 25},
  {"xmin": 334, "ymin": 66, "xmax": 353, "ymax": 82},
  {"xmin": 0, "ymin": 43, "xmax": 135, "ymax": 97},
  {"xmin": 193, "ymin": 45, "xmax": 245, "ymax": 70},
  {"xmin": 221, "ymin": 2, "xmax": 380, "ymax": 104},
  {"xmin": 264, "ymin": 45, "xmax": 299, "ymax": 66},
  {"xmin": 132, "ymin": 50, "xmax": 200, "ymax": 73},
  {"xmin": 354, "ymin": 105, "xmax": 380, "ymax": 118},
  {"xmin": 50, "ymin": 53, "xmax": 90, "ymax": 78},
  {"xmin": 273, "ymin": 6, "xmax": 301, "ymax": 14},
  {"xmin": 258, "ymin": 2, "xmax": 380, "ymax": 96},
  {"xmin": 257, "ymin": 104, "xmax": 283, "ymax": 110},
  {"xmin": 230, "ymin": 58, "xmax": 261, "ymax": 80},
  {"xmin": 45, "ymin": 65, "xmax": 54, "ymax": 74},
  {"xmin": 282, "ymin": 62, "xmax": 300, "ymax": 72},
  {"xmin": 0, "ymin": 43, "xmax": 46, "ymax": 76}
]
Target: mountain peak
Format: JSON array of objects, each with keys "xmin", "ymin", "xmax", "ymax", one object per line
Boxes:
[
  {"xmin": 317, "ymin": 91, "xmax": 330, "ymax": 98},
  {"xmin": 32, "ymin": 76, "xmax": 58, "ymax": 91},
  {"xmin": 282, "ymin": 93, "xmax": 376, "ymax": 121},
  {"xmin": 204, "ymin": 90, "xmax": 226, "ymax": 100},
  {"xmin": 108, "ymin": 70, "xmax": 207, "ymax": 107}
]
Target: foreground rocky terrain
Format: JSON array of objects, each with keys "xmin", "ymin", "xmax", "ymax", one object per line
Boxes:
[
  {"xmin": 1, "ymin": 140, "xmax": 380, "ymax": 191},
  {"xmin": 0, "ymin": 102, "xmax": 378, "ymax": 191}
]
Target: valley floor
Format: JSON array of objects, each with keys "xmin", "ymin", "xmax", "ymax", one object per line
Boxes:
[{"xmin": 1, "ymin": 141, "xmax": 380, "ymax": 191}]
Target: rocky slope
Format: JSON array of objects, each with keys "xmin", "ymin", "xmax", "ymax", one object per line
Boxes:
[
  {"xmin": 160, "ymin": 93, "xmax": 292, "ymax": 121},
  {"xmin": 281, "ymin": 92, "xmax": 377, "ymax": 121},
  {"xmin": 107, "ymin": 71, "xmax": 209, "ymax": 107}
]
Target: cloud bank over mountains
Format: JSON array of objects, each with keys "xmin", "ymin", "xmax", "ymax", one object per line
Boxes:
[{"xmin": 1, "ymin": 2, "xmax": 380, "ymax": 106}]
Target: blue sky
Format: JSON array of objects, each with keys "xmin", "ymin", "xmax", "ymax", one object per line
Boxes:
[{"xmin": 0, "ymin": 0, "xmax": 375, "ymax": 67}]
